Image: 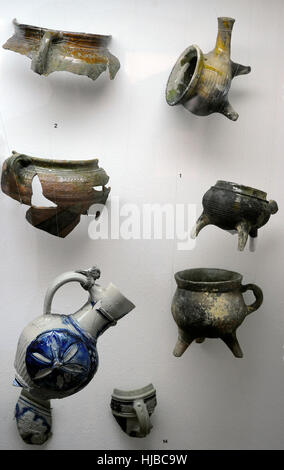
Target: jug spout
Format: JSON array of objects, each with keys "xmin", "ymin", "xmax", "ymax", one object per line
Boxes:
[
  {"xmin": 214, "ymin": 17, "xmax": 235, "ymax": 56},
  {"xmin": 73, "ymin": 282, "xmax": 135, "ymax": 338}
]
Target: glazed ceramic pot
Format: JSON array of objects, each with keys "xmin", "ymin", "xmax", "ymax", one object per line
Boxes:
[
  {"xmin": 192, "ymin": 181, "xmax": 278, "ymax": 251},
  {"xmin": 166, "ymin": 17, "xmax": 251, "ymax": 121},
  {"xmin": 1, "ymin": 151, "xmax": 110, "ymax": 237},
  {"xmin": 3, "ymin": 19, "xmax": 120, "ymax": 81},
  {"xmin": 171, "ymin": 268, "xmax": 263, "ymax": 358},
  {"xmin": 111, "ymin": 384, "xmax": 157, "ymax": 438},
  {"xmin": 13, "ymin": 266, "xmax": 135, "ymax": 444}
]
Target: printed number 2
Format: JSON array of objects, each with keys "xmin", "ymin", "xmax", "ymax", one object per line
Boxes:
[{"xmin": 54, "ymin": 123, "xmax": 58, "ymax": 128}]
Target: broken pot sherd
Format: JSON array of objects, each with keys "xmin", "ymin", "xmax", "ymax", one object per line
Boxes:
[
  {"xmin": 1, "ymin": 151, "xmax": 111, "ymax": 237},
  {"xmin": 3, "ymin": 19, "xmax": 120, "ymax": 81},
  {"xmin": 111, "ymin": 384, "xmax": 157, "ymax": 438}
]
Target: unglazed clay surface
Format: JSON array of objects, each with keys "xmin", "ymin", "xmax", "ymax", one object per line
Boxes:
[
  {"xmin": 3, "ymin": 19, "xmax": 120, "ymax": 81},
  {"xmin": 171, "ymin": 268, "xmax": 263, "ymax": 358},
  {"xmin": 192, "ymin": 181, "xmax": 278, "ymax": 250}
]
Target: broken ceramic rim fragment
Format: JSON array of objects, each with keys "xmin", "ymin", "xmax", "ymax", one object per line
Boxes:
[
  {"xmin": 166, "ymin": 17, "xmax": 251, "ymax": 121},
  {"xmin": 3, "ymin": 19, "xmax": 120, "ymax": 81},
  {"xmin": 1, "ymin": 151, "xmax": 110, "ymax": 237},
  {"xmin": 191, "ymin": 180, "xmax": 278, "ymax": 251},
  {"xmin": 111, "ymin": 384, "xmax": 157, "ymax": 438}
]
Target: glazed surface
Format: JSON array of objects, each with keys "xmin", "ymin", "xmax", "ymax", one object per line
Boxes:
[
  {"xmin": 3, "ymin": 19, "xmax": 120, "ymax": 81},
  {"xmin": 1, "ymin": 151, "xmax": 110, "ymax": 237}
]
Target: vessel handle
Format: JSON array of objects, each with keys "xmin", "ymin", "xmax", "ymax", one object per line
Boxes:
[
  {"xmin": 241, "ymin": 283, "xmax": 263, "ymax": 315},
  {"xmin": 133, "ymin": 399, "xmax": 151, "ymax": 437},
  {"xmin": 268, "ymin": 200, "xmax": 278, "ymax": 215},
  {"xmin": 43, "ymin": 270, "xmax": 97, "ymax": 315},
  {"xmin": 31, "ymin": 31, "xmax": 63, "ymax": 75}
]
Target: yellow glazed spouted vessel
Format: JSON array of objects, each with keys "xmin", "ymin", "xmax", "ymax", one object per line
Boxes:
[{"xmin": 166, "ymin": 17, "xmax": 251, "ymax": 121}]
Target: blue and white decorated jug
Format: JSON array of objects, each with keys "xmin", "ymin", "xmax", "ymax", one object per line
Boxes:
[{"xmin": 13, "ymin": 267, "xmax": 135, "ymax": 444}]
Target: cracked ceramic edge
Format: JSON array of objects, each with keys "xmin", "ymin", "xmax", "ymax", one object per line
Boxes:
[
  {"xmin": 112, "ymin": 383, "xmax": 156, "ymax": 403},
  {"xmin": 110, "ymin": 384, "xmax": 157, "ymax": 438},
  {"xmin": 3, "ymin": 19, "xmax": 120, "ymax": 81},
  {"xmin": 1, "ymin": 151, "xmax": 111, "ymax": 237}
]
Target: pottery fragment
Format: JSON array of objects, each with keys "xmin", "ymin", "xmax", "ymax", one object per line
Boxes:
[
  {"xmin": 3, "ymin": 19, "xmax": 120, "ymax": 81},
  {"xmin": 1, "ymin": 151, "xmax": 111, "ymax": 237},
  {"xmin": 111, "ymin": 384, "xmax": 157, "ymax": 437}
]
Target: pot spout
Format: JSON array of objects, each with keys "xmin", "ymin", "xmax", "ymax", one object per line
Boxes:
[
  {"xmin": 214, "ymin": 17, "xmax": 235, "ymax": 56},
  {"xmin": 165, "ymin": 16, "xmax": 251, "ymax": 120}
]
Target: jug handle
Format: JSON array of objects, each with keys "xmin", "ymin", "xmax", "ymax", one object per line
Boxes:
[
  {"xmin": 133, "ymin": 399, "xmax": 151, "ymax": 437},
  {"xmin": 241, "ymin": 283, "xmax": 263, "ymax": 315},
  {"xmin": 43, "ymin": 271, "xmax": 96, "ymax": 315}
]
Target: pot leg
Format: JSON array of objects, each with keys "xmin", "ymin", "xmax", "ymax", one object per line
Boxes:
[
  {"xmin": 15, "ymin": 389, "xmax": 52, "ymax": 445},
  {"xmin": 220, "ymin": 332, "xmax": 243, "ymax": 358},
  {"xmin": 195, "ymin": 337, "xmax": 205, "ymax": 343},
  {"xmin": 173, "ymin": 330, "xmax": 193, "ymax": 357},
  {"xmin": 219, "ymin": 101, "xmax": 239, "ymax": 121},
  {"xmin": 236, "ymin": 221, "xmax": 250, "ymax": 251},
  {"xmin": 231, "ymin": 61, "xmax": 251, "ymax": 77},
  {"xmin": 191, "ymin": 213, "xmax": 210, "ymax": 239},
  {"xmin": 249, "ymin": 228, "xmax": 258, "ymax": 252}
]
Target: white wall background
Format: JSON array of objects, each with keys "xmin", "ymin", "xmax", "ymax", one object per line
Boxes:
[{"xmin": 0, "ymin": 0, "xmax": 283, "ymax": 450}]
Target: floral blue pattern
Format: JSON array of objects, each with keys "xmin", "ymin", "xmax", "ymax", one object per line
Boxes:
[{"xmin": 26, "ymin": 326, "xmax": 98, "ymax": 394}]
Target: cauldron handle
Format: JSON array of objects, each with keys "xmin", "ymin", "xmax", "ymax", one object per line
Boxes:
[{"xmin": 241, "ymin": 283, "xmax": 263, "ymax": 315}]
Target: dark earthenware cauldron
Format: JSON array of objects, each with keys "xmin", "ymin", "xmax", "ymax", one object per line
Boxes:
[
  {"xmin": 192, "ymin": 181, "xmax": 278, "ymax": 251},
  {"xmin": 171, "ymin": 268, "xmax": 263, "ymax": 358}
]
